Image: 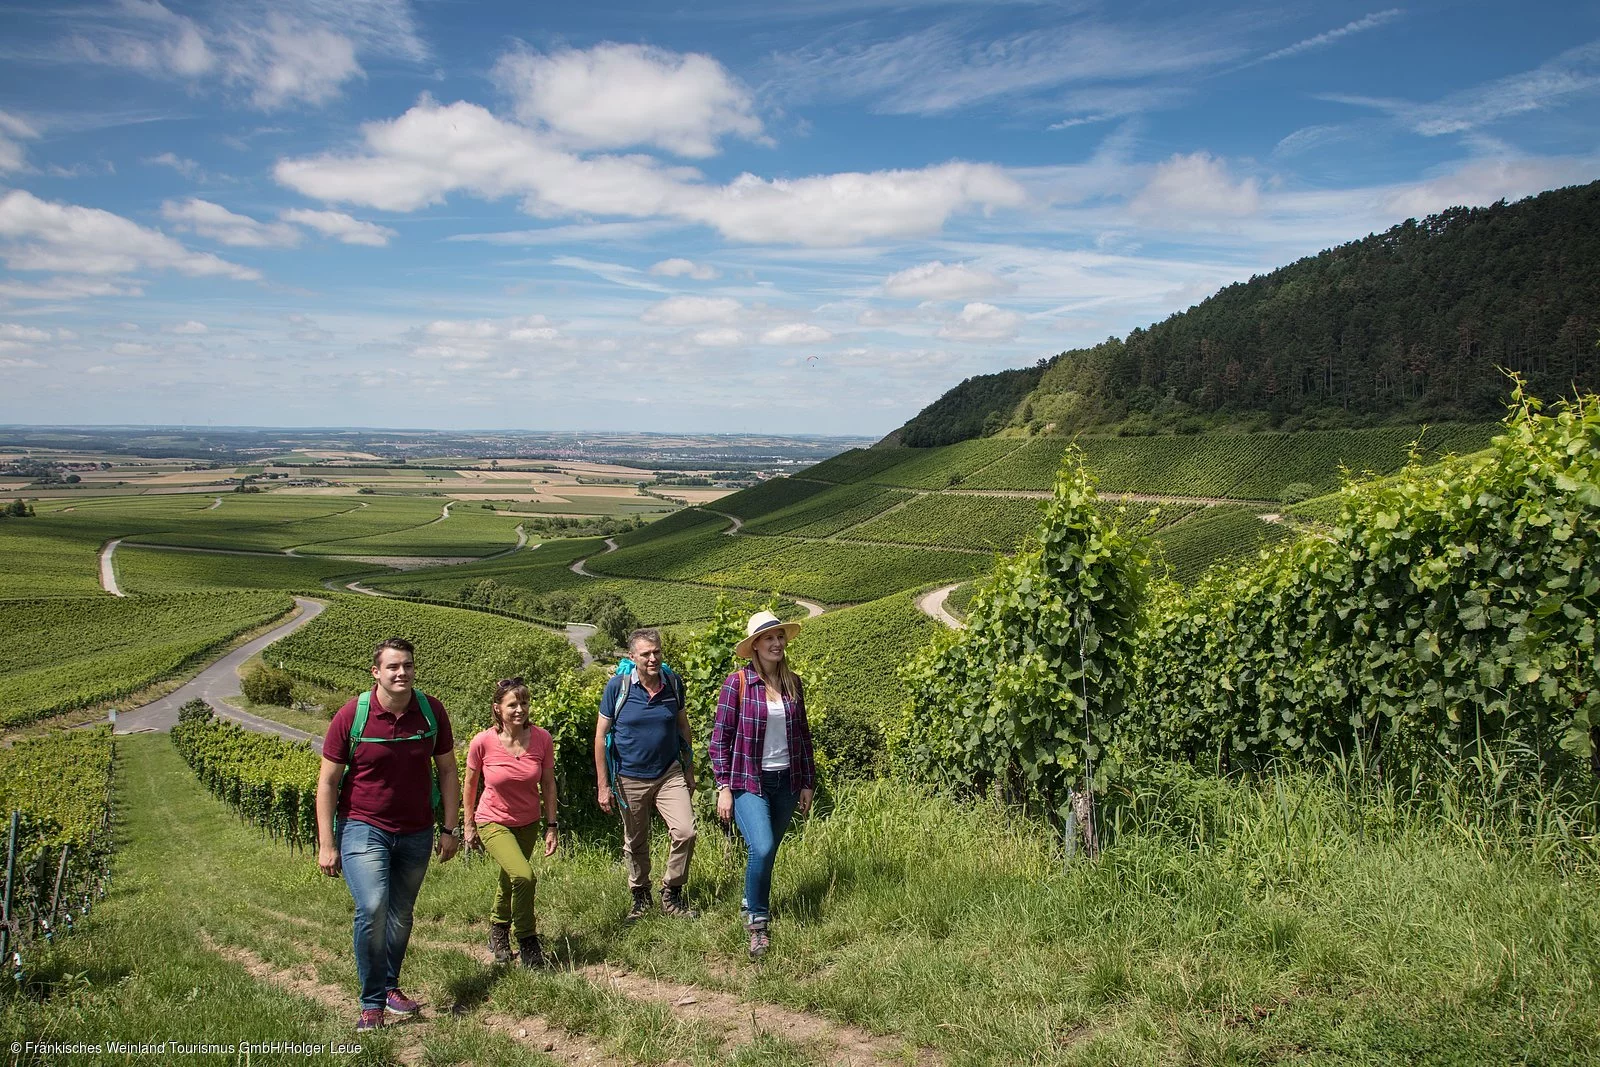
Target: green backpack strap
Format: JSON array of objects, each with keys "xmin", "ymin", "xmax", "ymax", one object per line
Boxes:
[{"xmin": 341, "ymin": 690, "xmax": 444, "ymax": 824}]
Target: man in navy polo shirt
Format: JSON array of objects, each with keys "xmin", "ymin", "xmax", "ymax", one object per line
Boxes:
[
  {"xmin": 316, "ymin": 637, "xmax": 461, "ymax": 1032},
  {"xmin": 594, "ymin": 627, "xmax": 699, "ymax": 921}
]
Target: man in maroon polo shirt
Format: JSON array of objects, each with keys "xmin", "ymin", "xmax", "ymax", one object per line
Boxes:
[{"xmin": 315, "ymin": 637, "xmax": 462, "ymax": 1032}]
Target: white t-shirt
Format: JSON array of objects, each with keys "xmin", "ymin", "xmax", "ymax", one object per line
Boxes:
[{"xmin": 760, "ymin": 689, "xmax": 790, "ymax": 771}]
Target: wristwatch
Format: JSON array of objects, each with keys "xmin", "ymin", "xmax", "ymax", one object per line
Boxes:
[{"xmin": 439, "ymin": 826, "xmax": 460, "ymax": 839}]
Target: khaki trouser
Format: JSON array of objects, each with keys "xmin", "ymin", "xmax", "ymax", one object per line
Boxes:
[
  {"xmin": 477, "ymin": 821, "xmax": 540, "ymax": 940},
  {"xmin": 616, "ymin": 764, "xmax": 696, "ymax": 890}
]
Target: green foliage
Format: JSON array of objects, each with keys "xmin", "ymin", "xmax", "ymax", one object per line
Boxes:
[
  {"xmin": 240, "ymin": 663, "xmax": 295, "ymax": 706},
  {"xmin": 0, "ymin": 592, "xmax": 293, "ymax": 726},
  {"xmin": 268, "ymin": 594, "xmax": 580, "ymax": 735},
  {"xmin": 116, "ymin": 547, "xmax": 391, "ymax": 593},
  {"xmin": 1131, "ymin": 387, "xmax": 1600, "ymax": 778},
  {"xmin": 741, "ymin": 482, "xmax": 909, "ymax": 537},
  {"xmin": 1150, "ymin": 505, "xmax": 1294, "ymax": 583},
  {"xmin": 3, "ymin": 497, "xmax": 34, "ymax": 517},
  {"xmin": 171, "ymin": 706, "xmax": 322, "ymax": 846},
  {"xmin": 611, "ymin": 507, "xmax": 723, "ymax": 547},
  {"xmin": 693, "ymin": 539, "xmax": 989, "ymax": 603},
  {"xmin": 896, "ymin": 450, "xmax": 1149, "ymax": 817},
  {"xmin": 869, "ymin": 439, "xmax": 1026, "ymax": 489},
  {"xmin": 850, "ymin": 493, "xmax": 1044, "ymax": 551},
  {"xmin": 798, "ymin": 446, "xmax": 915, "ymax": 484},
  {"xmin": 897, "ymin": 364, "xmax": 1048, "ymax": 447},
  {"xmin": 712, "ymin": 477, "xmax": 832, "ymax": 520},
  {"xmin": 797, "ymin": 589, "xmax": 938, "ymax": 777}
]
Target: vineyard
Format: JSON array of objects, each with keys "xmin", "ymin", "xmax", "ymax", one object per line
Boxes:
[
  {"xmin": 266, "ymin": 594, "xmax": 580, "ymax": 732},
  {"xmin": 869, "ymin": 438, "xmax": 1024, "ymax": 489},
  {"xmin": 1150, "ymin": 506, "xmax": 1292, "ymax": 582},
  {"xmin": 291, "ymin": 504, "xmax": 526, "ymax": 556},
  {"xmin": 710, "ymin": 476, "xmax": 832, "ymax": 519},
  {"xmin": 0, "ymin": 727, "xmax": 116, "ymax": 981},
  {"xmin": 0, "ymin": 592, "xmax": 293, "ymax": 726},
  {"xmin": 741, "ymin": 482, "xmax": 909, "ymax": 537},
  {"xmin": 850, "ymin": 493, "xmax": 1045, "ymax": 551},
  {"xmin": 693, "ymin": 539, "xmax": 989, "ymax": 604},
  {"xmin": 171, "ymin": 701, "xmax": 321, "ymax": 846},
  {"xmin": 800, "ymin": 445, "xmax": 919, "ymax": 484},
  {"xmin": 116, "ymin": 546, "xmax": 394, "ymax": 593}
]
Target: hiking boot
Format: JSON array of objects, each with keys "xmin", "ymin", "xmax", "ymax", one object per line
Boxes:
[
  {"xmin": 487, "ymin": 921, "xmax": 514, "ymax": 965},
  {"xmin": 355, "ymin": 1007, "xmax": 385, "ymax": 1031},
  {"xmin": 518, "ymin": 934, "xmax": 545, "ymax": 969},
  {"xmin": 384, "ymin": 988, "xmax": 421, "ymax": 1017},
  {"xmin": 660, "ymin": 884, "xmax": 699, "ymax": 919},
  {"xmin": 746, "ymin": 920, "xmax": 770, "ymax": 960},
  {"xmin": 625, "ymin": 887, "xmax": 653, "ymax": 922}
]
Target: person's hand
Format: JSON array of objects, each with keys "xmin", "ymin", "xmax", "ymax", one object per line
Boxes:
[
  {"xmin": 797, "ymin": 788, "xmax": 814, "ymax": 816},
  {"xmin": 598, "ymin": 784, "xmax": 614, "ymax": 815},
  {"xmin": 317, "ymin": 843, "xmax": 341, "ymax": 877},
  {"xmin": 716, "ymin": 787, "xmax": 733, "ymax": 823},
  {"xmin": 544, "ymin": 826, "xmax": 559, "ymax": 857},
  {"xmin": 683, "ymin": 770, "xmax": 697, "ymax": 793},
  {"xmin": 437, "ymin": 831, "xmax": 461, "ymax": 863},
  {"xmin": 463, "ymin": 824, "xmax": 480, "ymax": 852}
]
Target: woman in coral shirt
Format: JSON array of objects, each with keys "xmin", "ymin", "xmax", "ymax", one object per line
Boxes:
[{"xmin": 463, "ymin": 677, "xmax": 558, "ymax": 967}]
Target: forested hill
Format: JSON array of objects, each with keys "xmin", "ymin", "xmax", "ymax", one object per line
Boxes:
[{"xmin": 891, "ymin": 180, "xmax": 1600, "ymax": 447}]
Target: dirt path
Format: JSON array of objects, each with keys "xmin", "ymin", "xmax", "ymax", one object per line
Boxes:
[
  {"xmin": 569, "ymin": 537, "xmax": 618, "ymax": 577},
  {"xmin": 99, "ymin": 538, "xmax": 124, "ymax": 596},
  {"xmin": 945, "ymin": 488, "xmax": 1274, "ymax": 506},
  {"xmin": 794, "ymin": 598, "xmax": 826, "ymax": 618},
  {"xmin": 703, "ymin": 509, "xmax": 744, "ymax": 534},
  {"xmin": 114, "ymin": 596, "xmax": 328, "ymax": 741},
  {"xmin": 917, "ymin": 583, "xmax": 965, "ymax": 629}
]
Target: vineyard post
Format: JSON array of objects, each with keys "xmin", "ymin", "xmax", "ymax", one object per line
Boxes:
[
  {"xmin": 1, "ymin": 812, "xmax": 17, "ymax": 967},
  {"xmin": 49, "ymin": 843, "xmax": 69, "ymax": 927}
]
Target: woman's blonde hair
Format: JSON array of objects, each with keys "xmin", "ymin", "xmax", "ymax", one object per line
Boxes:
[{"xmin": 747, "ymin": 649, "xmax": 801, "ymax": 702}]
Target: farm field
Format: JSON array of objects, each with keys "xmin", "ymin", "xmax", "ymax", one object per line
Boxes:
[
  {"xmin": 115, "ymin": 546, "xmax": 394, "ymax": 594},
  {"xmin": 0, "ymin": 592, "xmax": 293, "ymax": 726},
  {"xmin": 849, "ymin": 492, "xmax": 1044, "ymax": 551},
  {"xmin": 1151, "ymin": 505, "xmax": 1295, "ymax": 582}
]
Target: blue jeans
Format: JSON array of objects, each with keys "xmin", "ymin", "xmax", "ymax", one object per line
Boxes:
[
  {"xmin": 732, "ymin": 770, "xmax": 799, "ymax": 924},
  {"xmin": 338, "ymin": 818, "xmax": 433, "ymax": 1010}
]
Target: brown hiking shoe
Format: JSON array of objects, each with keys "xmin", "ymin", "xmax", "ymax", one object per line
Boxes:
[
  {"xmin": 625, "ymin": 887, "xmax": 653, "ymax": 922},
  {"xmin": 660, "ymin": 884, "xmax": 699, "ymax": 919},
  {"xmin": 518, "ymin": 934, "xmax": 545, "ymax": 969},
  {"xmin": 487, "ymin": 921, "xmax": 513, "ymax": 965}
]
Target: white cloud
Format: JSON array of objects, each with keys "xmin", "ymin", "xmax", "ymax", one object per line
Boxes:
[
  {"xmin": 761, "ymin": 323, "xmax": 833, "ymax": 345},
  {"xmin": 112, "ymin": 341, "xmax": 157, "ymax": 356},
  {"xmin": 1129, "ymin": 153, "xmax": 1261, "ymax": 221},
  {"xmin": 169, "ymin": 320, "xmax": 209, "ymax": 334},
  {"xmin": 65, "ymin": 1, "xmax": 427, "ymax": 111},
  {"xmin": 0, "ymin": 356, "xmax": 43, "ymax": 368},
  {"xmin": 0, "ymin": 323, "xmax": 52, "ymax": 344},
  {"xmin": 227, "ymin": 14, "xmax": 360, "ymax": 110},
  {"xmin": 421, "ymin": 315, "xmax": 559, "ymax": 343},
  {"xmin": 0, "ymin": 110, "xmax": 39, "ymax": 173},
  {"xmin": 1378, "ymin": 157, "xmax": 1600, "ymax": 220},
  {"xmin": 280, "ymin": 208, "xmax": 396, "ymax": 246},
  {"xmin": 1324, "ymin": 41, "xmax": 1600, "ymax": 137},
  {"xmin": 146, "ymin": 151, "xmax": 201, "ymax": 177},
  {"xmin": 691, "ymin": 327, "xmax": 745, "ymax": 347},
  {"xmin": 775, "ymin": 21, "xmax": 1238, "ymax": 116},
  {"xmin": 0, "ymin": 190, "xmax": 260, "ymax": 281},
  {"xmin": 649, "ymin": 257, "xmax": 719, "ymax": 280},
  {"xmin": 1254, "ymin": 10, "xmax": 1403, "ymax": 65},
  {"xmin": 492, "ymin": 43, "xmax": 763, "ymax": 158},
  {"xmin": 882, "ymin": 260, "xmax": 1013, "ymax": 300},
  {"xmin": 938, "ymin": 302, "xmax": 1022, "ymax": 342},
  {"xmin": 162, "ymin": 197, "xmax": 302, "ymax": 247},
  {"xmin": 1048, "ymin": 86, "xmax": 1190, "ymax": 129},
  {"xmin": 274, "ymin": 98, "xmax": 1025, "ymax": 246},
  {"xmin": 641, "ymin": 296, "xmax": 742, "ymax": 325}
]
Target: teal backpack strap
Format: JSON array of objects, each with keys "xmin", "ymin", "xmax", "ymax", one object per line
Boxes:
[
  {"xmin": 342, "ymin": 689, "xmax": 444, "ymax": 823},
  {"xmin": 604, "ymin": 672, "xmax": 630, "ymax": 810}
]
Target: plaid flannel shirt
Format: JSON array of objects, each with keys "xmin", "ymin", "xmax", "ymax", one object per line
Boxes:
[{"xmin": 709, "ymin": 667, "xmax": 816, "ymax": 796}]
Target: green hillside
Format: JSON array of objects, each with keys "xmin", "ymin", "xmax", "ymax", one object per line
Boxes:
[{"xmin": 892, "ymin": 182, "xmax": 1600, "ymax": 445}]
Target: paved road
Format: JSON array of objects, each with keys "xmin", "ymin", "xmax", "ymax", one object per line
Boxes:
[
  {"xmin": 114, "ymin": 596, "xmax": 329, "ymax": 746},
  {"xmin": 917, "ymin": 583, "xmax": 966, "ymax": 629},
  {"xmin": 99, "ymin": 539, "xmax": 124, "ymax": 596}
]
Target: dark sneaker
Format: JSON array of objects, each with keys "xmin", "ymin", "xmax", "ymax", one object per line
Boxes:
[
  {"xmin": 384, "ymin": 988, "xmax": 421, "ymax": 1017},
  {"xmin": 747, "ymin": 920, "xmax": 770, "ymax": 960},
  {"xmin": 625, "ymin": 887, "xmax": 653, "ymax": 923},
  {"xmin": 488, "ymin": 921, "xmax": 513, "ymax": 965},
  {"xmin": 660, "ymin": 885, "xmax": 699, "ymax": 919},
  {"xmin": 356, "ymin": 1008, "xmax": 385, "ymax": 1031},
  {"xmin": 518, "ymin": 934, "xmax": 545, "ymax": 969}
]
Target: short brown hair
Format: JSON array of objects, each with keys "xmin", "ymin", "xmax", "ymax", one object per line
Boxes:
[
  {"xmin": 628, "ymin": 628, "xmax": 662, "ymax": 652},
  {"xmin": 372, "ymin": 637, "xmax": 415, "ymax": 666},
  {"xmin": 491, "ymin": 677, "xmax": 529, "ymax": 731}
]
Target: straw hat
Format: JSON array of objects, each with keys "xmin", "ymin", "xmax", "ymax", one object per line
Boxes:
[{"xmin": 734, "ymin": 610, "xmax": 801, "ymax": 660}]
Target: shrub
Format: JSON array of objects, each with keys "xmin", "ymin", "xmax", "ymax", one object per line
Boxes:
[{"xmin": 241, "ymin": 663, "xmax": 295, "ymax": 707}]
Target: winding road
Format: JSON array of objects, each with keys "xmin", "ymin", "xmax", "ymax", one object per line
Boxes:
[
  {"xmin": 112, "ymin": 596, "xmax": 330, "ymax": 745},
  {"xmin": 918, "ymin": 583, "xmax": 966, "ymax": 629}
]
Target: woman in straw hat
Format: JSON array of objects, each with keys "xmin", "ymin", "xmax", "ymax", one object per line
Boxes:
[{"xmin": 709, "ymin": 610, "xmax": 817, "ymax": 960}]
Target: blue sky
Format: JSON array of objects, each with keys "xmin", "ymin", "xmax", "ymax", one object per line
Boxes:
[{"xmin": 0, "ymin": 1, "xmax": 1597, "ymax": 434}]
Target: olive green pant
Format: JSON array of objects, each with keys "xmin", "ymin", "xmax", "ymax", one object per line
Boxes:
[{"xmin": 478, "ymin": 821, "xmax": 541, "ymax": 940}]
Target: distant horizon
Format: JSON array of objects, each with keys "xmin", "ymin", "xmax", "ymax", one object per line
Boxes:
[
  {"xmin": 0, "ymin": 424, "xmax": 875, "ymax": 440},
  {"xmin": 2, "ymin": 1, "xmax": 1597, "ymax": 432}
]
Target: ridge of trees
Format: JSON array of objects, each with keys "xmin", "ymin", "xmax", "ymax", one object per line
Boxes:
[{"xmin": 891, "ymin": 181, "xmax": 1600, "ymax": 447}]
